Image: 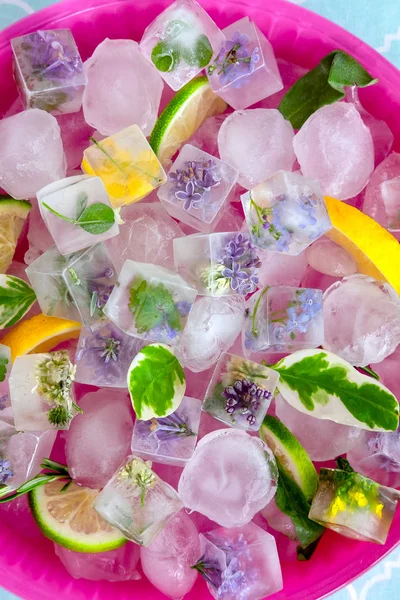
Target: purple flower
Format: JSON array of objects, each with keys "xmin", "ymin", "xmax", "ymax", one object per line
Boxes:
[
  {"xmin": 176, "ymin": 300, "xmax": 192, "ymax": 316},
  {"xmin": 141, "ymin": 410, "xmax": 195, "ymax": 442},
  {"xmin": 222, "ymin": 262, "xmax": 249, "ymax": 291},
  {"xmin": 216, "ymin": 233, "xmax": 262, "ymax": 296},
  {"xmin": 25, "ymin": 30, "xmax": 83, "ymax": 79},
  {"xmin": 209, "ymin": 30, "xmax": 258, "ymax": 88},
  {"xmin": 0, "ymin": 456, "xmax": 13, "ymax": 484},
  {"xmin": 97, "ymin": 337, "xmax": 121, "ymax": 363},
  {"xmin": 0, "ymin": 394, "xmax": 8, "ymax": 411},
  {"xmin": 249, "ymin": 47, "xmax": 260, "ymax": 72},
  {"xmin": 175, "ymin": 180, "xmax": 203, "ymax": 211},
  {"xmin": 192, "ymin": 554, "xmax": 223, "ymax": 590},
  {"xmin": 222, "ymin": 378, "xmax": 272, "ymax": 426},
  {"xmin": 298, "ymin": 289, "xmax": 323, "ymax": 319},
  {"xmin": 285, "ymin": 307, "xmax": 311, "ymax": 334}
]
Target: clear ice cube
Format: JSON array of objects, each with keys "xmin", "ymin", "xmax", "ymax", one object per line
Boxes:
[
  {"xmin": 203, "ymin": 353, "xmax": 278, "ymax": 431},
  {"xmin": 306, "ymin": 237, "xmax": 357, "ymax": 277},
  {"xmin": 81, "ymin": 125, "xmax": 167, "ymax": 208},
  {"xmin": 0, "ymin": 345, "xmax": 12, "ymax": 415},
  {"xmin": 82, "ymin": 38, "xmax": 163, "ymax": 137},
  {"xmin": 37, "ymin": 175, "xmax": 120, "ymax": 255},
  {"xmin": 55, "ymin": 542, "xmax": 140, "ymax": 581},
  {"xmin": 94, "ymin": 456, "xmax": 183, "ymax": 546},
  {"xmin": 347, "ymin": 430, "xmax": 400, "ymax": 489},
  {"xmin": 243, "ymin": 285, "xmax": 324, "ymax": 357},
  {"xmin": 178, "ymin": 428, "xmax": 278, "ymax": 527},
  {"xmin": 381, "ymin": 176, "xmax": 400, "ymax": 232},
  {"xmin": 207, "ymin": 17, "xmax": 282, "ymax": 110},
  {"xmin": 173, "ymin": 231, "xmax": 262, "ymax": 297},
  {"xmin": 241, "ymin": 171, "xmax": 332, "ymax": 254},
  {"xmin": 157, "ymin": 144, "xmax": 238, "ymax": 232},
  {"xmin": 217, "ymin": 109, "xmax": 295, "ymax": 190},
  {"xmin": 131, "ymin": 396, "xmax": 202, "ymax": 467},
  {"xmin": 362, "ymin": 152, "xmax": 400, "ymax": 228},
  {"xmin": 139, "ymin": 0, "xmax": 224, "ymax": 91},
  {"xmin": 103, "ymin": 259, "xmax": 197, "ymax": 345},
  {"xmin": 11, "ymin": 29, "xmax": 87, "ymax": 115}
]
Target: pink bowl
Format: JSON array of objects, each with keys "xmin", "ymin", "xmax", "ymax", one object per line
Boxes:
[{"xmin": 0, "ymin": 1, "xmax": 399, "ymax": 598}]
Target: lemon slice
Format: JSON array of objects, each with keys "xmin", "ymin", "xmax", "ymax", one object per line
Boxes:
[
  {"xmin": 29, "ymin": 479, "xmax": 126, "ymax": 552},
  {"xmin": 325, "ymin": 195, "xmax": 400, "ymax": 294},
  {"xmin": 1, "ymin": 314, "xmax": 81, "ymax": 361},
  {"xmin": 0, "ymin": 197, "xmax": 31, "ymax": 273},
  {"xmin": 149, "ymin": 76, "xmax": 227, "ymax": 166}
]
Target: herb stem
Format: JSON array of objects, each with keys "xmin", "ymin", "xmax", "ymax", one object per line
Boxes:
[
  {"xmin": 251, "ymin": 285, "xmax": 269, "ymax": 337},
  {"xmin": 42, "ymin": 202, "xmax": 76, "ymax": 224},
  {"xmin": 357, "ymin": 366, "xmax": 380, "ymax": 380},
  {"xmin": 90, "ymin": 137, "xmax": 159, "ymax": 182}
]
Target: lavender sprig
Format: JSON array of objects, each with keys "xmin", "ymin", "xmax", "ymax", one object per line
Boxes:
[
  {"xmin": 222, "ymin": 378, "xmax": 272, "ymax": 426},
  {"xmin": 207, "ymin": 31, "xmax": 260, "ymax": 88},
  {"xmin": 0, "ymin": 459, "xmax": 71, "ymax": 503},
  {"xmin": 170, "ymin": 158, "xmax": 221, "ymax": 212}
]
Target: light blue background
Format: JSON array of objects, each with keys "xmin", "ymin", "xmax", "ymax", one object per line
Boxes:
[{"xmin": 0, "ymin": 0, "xmax": 399, "ymax": 598}]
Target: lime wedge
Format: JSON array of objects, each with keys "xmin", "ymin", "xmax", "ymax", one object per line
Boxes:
[
  {"xmin": 29, "ymin": 479, "xmax": 126, "ymax": 553},
  {"xmin": 260, "ymin": 414, "xmax": 318, "ymax": 501},
  {"xmin": 149, "ymin": 76, "xmax": 227, "ymax": 165},
  {"xmin": 0, "ymin": 197, "xmax": 31, "ymax": 274}
]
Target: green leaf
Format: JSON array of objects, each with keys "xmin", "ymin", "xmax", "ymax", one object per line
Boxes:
[
  {"xmin": 0, "ymin": 355, "xmax": 9, "ymax": 382},
  {"xmin": 128, "ymin": 277, "xmax": 182, "ymax": 334},
  {"xmin": 76, "ymin": 192, "xmax": 88, "ymax": 220},
  {"xmin": 127, "ymin": 343, "xmax": 186, "ymax": 420},
  {"xmin": 271, "ymin": 349, "xmax": 399, "ymax": 431},
  {"xmin": 275, "ymin": 461, "xmax": 325, "ymax": 549},
  {"xmin": 183, "ymin": 34, "xmax": 213, "ymax": 68},
  {"xmin": 0, "ymin": 275, "xmax": 37, "ymax": 329},
  {"xmin": 278, "ymin": 50, "xmax": 378, "ymax": 128},
  {"xmin": 77, "ymin": 203, "xmax": 116, "ymax": 234},
  {"xmin": 151, "ymin": 41, "xmax": 181, "ymax": 72}
]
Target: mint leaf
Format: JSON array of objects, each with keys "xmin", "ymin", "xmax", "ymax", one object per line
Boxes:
[
  {"xmin": 278, "ymin": 50, "xmax": 378, "ymax": 128},
  {"xmin": 77, "ymin": 203, "xmax": 115, "ymax": 234},
  {"xmin": 151, "ymin": 41, "xmax": 181, "ymax": 72},
  {"xmin": 271, "ymin": 349, "xmax": 399, "ymax": 431},
  {"xmin": 275, "ymin": 461, "xmax": 325, "ymax": 549},
  {"xmin": 0, "ymin": 275, "xmax": 37, "ymax": 329},
  {"xmin": 183, "ymin": 34, "xmax": 213, "ymax": 68},
  {"xmin": 0, "ymin": 356, "xmax": 8, "ymax": 383},
  {"xmin": 128, "ymin": 277, "xmax": 182, "ymax": 334},
  {"xmin": 127, "ymin": 344, "xmax": 186, "ymax": 420}
]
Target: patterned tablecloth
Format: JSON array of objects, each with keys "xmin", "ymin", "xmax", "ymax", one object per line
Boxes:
[{"xmin": 0, "ymin": 0, "xmax": 399, "ymax": 598}]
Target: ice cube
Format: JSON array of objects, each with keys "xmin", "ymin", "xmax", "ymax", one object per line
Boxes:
[
  {"xmin": 257, "ymin": 249, "xmax": 308, "ymax": 288},
  {"xmin": 347, "ymin": 430, "xmax": 400, "ymax": 489},
  {"xmin": 11, "ymin": 29, "xmax": 87, "ymax": 115},
  {"xmin": 65, "ymin": 389, "xmax": 133, "ymax": 489},
  {"xmin": 75, "ymin": 322, "xmax": 145, "ymax": 388},
  {"xmin": 55, "ymin": 542, "xmax": 140, "ymax": 581},
  {"xmin": 207, "ymin": 17, "xmax": 282, "ymax": 110},
  {"xmin": 188, "ymin": 114, "xmax": 227, "ymax": 156},
  {"xmin": 140, "ymin": 510, "xmax": 200, "ymax": 598},
  {"xmin": 258, "ymin": 59, "xmax": 307, "ymax": 110},
  {"xmin": 104, "ymin": 260, "xmax": 197, "ymax": 345},
  {"xmin": 362, "ymin": 152, "xmax": 400, "ymax": 229},
  {"xmin": 37, "ymin": 175, "xmax": 119, "ymax": 255},
  {"xmin": 83, "ymin": 38, "xmax": 163, "ymax": 137},
  {"xmin": 173, "ymin": 231, "xmax": 262, "ymax": 297},
  {"xmin": 26, "ymin": 244, "xmax": 117, "ymax": 330},
  {"xmin": 241, "ymin": 171, "xmax": 332, "ymax": 254},
  {"xmin": 261, "ymin": 498, "xmax": 297, "ymax": 540},
  {"xmin": 106, "ymin": 203, "xmax": 185, "ymax": 272},
  {"xmin": 9, "ymin": 351, "xmax": 77, "ymax": 432},
  {"xmin": 309, "ymin": 466, "xmax": 399, "ymax": 544},
  {"xmin": 0, "ymin": 109, "xmax": 66, "ymax": 199},
  {"xmin": 218, "ymin": 109, "xmax": 295, "ymax": 190},
  {"xmin": 243, "ymin": 286, "xmax": 324, "ymax": 358},
  {"xmin": 179, "ymin": 295, "xmax": 245, "ymax": 372},
  {"xmin": 24, "ymin": 198, "xmax": 54, "ymax": 265},
  {"xmin": 157, "ymin": 144, "xmax": 238, "ymax": 233},
  {"xmin": 131, "ymin": 396, "xmax": 201, "ymax": 467},
  {"xmin": 293, "ymin": 103, "xmax": 374, "ymax": 200},
  {"xmin": 139, "ymin": 0, "xmax": 224, "ymax": 91},
  {"xmin": 178, "ymin": 428, "xmax": 278, "ymax": 527},
  {"xmin": 306, "ymin": 237, "xmax": 357, "ymax": 277},
  {"xmin": 323, "ymin": 274, "xmax": 400, "ymax": 366},
  {"xmin": 0, "ymin": 420, "xmax": 56, "ymax": 489},
  {"xmin": 94, "ymin": 456, "xmax": 183, "ymax": 546},
  {"xmin": 203, "ymin": 353, "xmax": 278, "ymax": 431},
  {"xmin": 301, "ymin": 265, "xmax": 341, "ymax": 293},
  {"xmin": 0, "ymin": 345, "xmax": 12, "ymax": 415},
  {"xmin": 381, "ymin": 177, "xmax": 400, "ymax": 232},
  {"xmin": 192, "ymin": 522, "xmax": 283, "ymax": 600},
  {"xmin": 275, "ymin": 394, "xmax": 361, "ymax": 462},
  {"xmin": 371, "ymin": 346, "xmax": 400, "ymax": 399},
  {"xmin": 56, "ymin": 110, "xmax": 95, "ymax": 171},
  {"xmin": 81, "ymin": 125, "xmax": 167, "ymax": 208}
]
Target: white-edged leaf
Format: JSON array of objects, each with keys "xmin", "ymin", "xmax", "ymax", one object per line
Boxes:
[
  {"xmin": 0, "ymin": 275, "xmax": 37, "ymax": 329},
  {"xmin": 270, "ymin": 349, "xmax": 399, "ymax": 432}
]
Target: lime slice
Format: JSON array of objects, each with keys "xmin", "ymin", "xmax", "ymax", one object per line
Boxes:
[
  {"xmin": 29, "ymin": 479, "xmax": 126, "ymax": 553},
  {"xmin": 0, "ymin": 197, "xmax": 31, "ymax": 274},
  {"xmin": 260, "ymin": 414, "xmax": 318, "ymax": 501},
  {"xmin": 149, "ymin": 76, "xmax": 227, "ymax": 165}
]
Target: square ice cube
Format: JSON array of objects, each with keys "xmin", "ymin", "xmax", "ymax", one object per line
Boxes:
[
  {"xmin": 94, "ymin": 456, "xmax": 183, "ymax": 546},
  {"xmin": 203, "ymin": 353, "xmax": 278, "ymax": 431},
  {"xmin": 37, "ymin": 175, "xmax": 119, "ymax": 255},
  {"xmin": 309, "ymin": 467, "xmax": 399, "ymax": 544},
  {"xmin": 241, "ymin": 171, "xmax": 332, "ymax": 255},
  {"xmin": 9, "ymin": 352, "xmax": 77, "ymax": 432},
  {"xmin": 0, "ymin": 345, "xmax": 12, "ymax": 415},
  {"xmin": 0, "ymin": 420, "xmax": 57, "ymax": 489},
  {"xmin": 11, "ymin": 29, "xmax": 87, "ymax": 115},
  {"xmin": 131, "ymin": 396, "xmax": 202, "ymax": 466},
  {"xmin": 157, "ymin": 144, "xmax": 238, "ymax": 232},
  {"xmin": 139, "ymin": 0, "xmax": 224, "ymax": 91},
  {"xmin": 381, "ymin": 176, "xmax": 400, "ymax": 232},
  {"xmin": 207, "ymin": 17, "xmax": 282, "ymax": 110},
  {"xmin": 243, "ymin": 286, "xmax": 324, "ymax": 357},
  {"xmin": 103, "ymin": 260, "xmax": 197, "ymax": 345},
  {"xmin": 81, "ymin": 125, "xmax": 167, "ymax": 208},
  {"xmin": 173, "ymin": 231, "xmax": 262, "ymax": 296},
  {"xmin": 26, "ymin": 244, "xmax": 117, "ymax": 330},
  {"xmin": 75, "ymin": 322, "xmax": 146, "ymax": 388}
]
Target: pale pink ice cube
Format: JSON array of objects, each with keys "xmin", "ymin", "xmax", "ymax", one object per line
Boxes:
[
  {"xmin": 306, "ymin": 237, "xmax": 357, "ymax": 277},
  {"xmin": 55, "ymin": 542, "xmax": 140, "ymax": 581},
  {"xmin": 363, "ymin": 152, "xmax": 400, "ymax": 229}
]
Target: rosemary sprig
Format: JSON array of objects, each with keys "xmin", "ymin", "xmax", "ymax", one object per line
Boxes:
[{"xmin": 0, "ymin": 459, "xmax": 71, "ymax": 503}]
